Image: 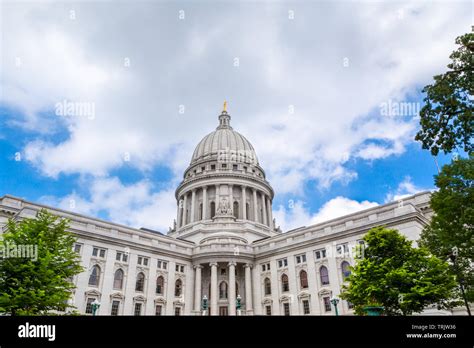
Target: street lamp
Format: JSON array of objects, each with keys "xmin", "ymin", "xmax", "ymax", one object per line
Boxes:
[
  {"xmin": 91, "ymin": 299, "xmax": 101, "ymax": 316},
  {"xmin": 330, "ymin": 296, "xmax": 339, "ymax": 316},
  {"xmin": 201, "ymin": 295, "xmax": 208, "ymax": 316},
  {"xmin": 236, "ymin": 294, "xmax": 242, "ymax": 316},
  {"xmin": 449, "ymin": 246, "xmax": 471, "ymax": 316}
]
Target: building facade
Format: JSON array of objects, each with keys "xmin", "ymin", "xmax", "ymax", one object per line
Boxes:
[{"xmin": 0, "ymin": 108, "xmax": 440, "ymax": 316}]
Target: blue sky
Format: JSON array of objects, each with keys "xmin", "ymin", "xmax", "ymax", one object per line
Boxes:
[{"xmin": 0, "ymin": 1, "xmax": 470, "ymax": 231}]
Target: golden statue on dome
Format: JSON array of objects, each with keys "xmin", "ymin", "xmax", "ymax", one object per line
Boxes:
[{"xmin": 223, "ymin": 100, "xmax": 227, "ymax": 112}]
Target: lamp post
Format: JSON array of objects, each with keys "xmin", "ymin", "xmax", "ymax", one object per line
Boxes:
[
  {"xmin": 330, "ymin": 297, "xmax": 339, "ymax": 316},
  {"xmin": 91, "ymin": 299, "xmax": 101, "ymax": 316},
  {"xmin": 449, "ymin": 246, "xmax": 471, "ymax": 316},
  {"xmin": 236, "ymin": 294, "xmax": 242, "ymax": 316},
  {"xmin": 201, "ymin": 295, "xmax": 208, "ymax": 316}
]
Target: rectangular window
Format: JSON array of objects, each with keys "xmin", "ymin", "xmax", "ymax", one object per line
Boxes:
[
  {"xmin": 176, "ymin": 264, "xmax": 185, "ymax": 273},
  {"xmin": 233, "ymin": 164, "xmax": 238, "ymax": 170},
  {"xmin": 267, "ymin": 263, "xmax": 270, "ymax": 271},
  {"xmin": 221, "ymin": 163, "xmax": 227, "ymax": 168},
  {"xmin": 74, "ymin": 244, "xmax": 82, "ymax": 254},
  {"xmin": 92, "ymin": 247, "xmax": 106, "ymax": 258},
  {"xmin": 137, "ymin": 256, "xmax": 149, "ymax": 266},
  {"xmin": 111, "ymin": 300, "xmax": 120, "ymax": 316},
  {"xmin": 134, "ymin": 303, "xmax": 142, "ymax": 316},
  {"xmin": 221, "ymin": 268, "xmax": 227, "ymax": 275},
  {"xmin": 211, "ymin": 164, "xmax": 216, "ymax": 170},
  {"xmin": 283, "ymin": 303, "xmax": 290, "ymax": 316},
  {"xmin": 157, "ymin": 260, "xmax": 168, "ymax": 270},
  {"xmin": 85, "ymin": 298, "xmax": 95, "ymax": 314},
  {"xmin": 261, "ymin": 264, "xmax": 266, "ymax": 272},
  {"xmin": 277, "ymin": 258, "xmax": 288, "ymax": 268},
  {"xmin": 295, "ymin": 254, "xmax": 307, "ymax": 264},
  {"xmin": 155, "ymin": 305, "xmax": 162, "ymax": 316},
  {"xmin": 116, "ymin": 251, "xmax": 128, "ymax": 262},
  {"xmin": 302, "ymin": 300, "xmax": 310, "ymax": 314},
  {"xmin": 315, "ymin": 248, "xmax": 327, "ymax": 260},
  {"xmin": 175, "ymin": 307, "xmax": 181, "ymax": 316},
  {"xmin": 323, "ymin": 297, "xmax": 332, "ymax": 312},
  {"xmin": 336, "ymin": 243, "xmax": 349, "ymax": 256},
  {"xmin": 265, "ymin": 305, "xmax": 272, "ymax": 315}
]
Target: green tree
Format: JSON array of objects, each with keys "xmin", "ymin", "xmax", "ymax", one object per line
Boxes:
[
  {"xmin": 340, "ymin": 227, "xmax": 456, "ymax": 315},
  {"xmin": 419, "ymin": 155, "xmax": 473, "ymax": 314},
  {"xmin": 415, "ymin": 32, "xmax": 473, "ymax": 156},
  {"xmin": 0, "ymin": 209, "xmax": 84, "ymax": 315}
]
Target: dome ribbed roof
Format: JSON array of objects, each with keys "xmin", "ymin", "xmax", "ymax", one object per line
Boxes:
[{"xmin": 190, "ymin": 111, "xmax": 258, "ymax": 165}]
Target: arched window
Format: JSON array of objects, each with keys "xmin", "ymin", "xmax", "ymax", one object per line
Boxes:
[
  {"xmin": 210, "ymin": 202, "xmax": 216, "ymax": 218},
  {"xmin": 88, "ymin": 265, "xmax": 100, "ymax": 286},
  {"xmin": 264, "ymin": 278, "xmax": 271, "ymax": 295},
  {"xmin": 233, "ymin": 201, "xmax": 239, "ymax": 219},
  {"xmin": 199, "ymin": 203, "xmax": 203, "ymax": 220},
  {"xmin": 341, "ymin": 261, "xmax": 351, "ymax": 280},
  {"xmin": 135, "ymin": 272, "xmax": 145, "ymax": 292},
  {"xmin": 175, "ymin": 279, "xmax": 182, "ymax": 297},
  {"xmin": 300, "ymin": 270, "xmax": 308, "ymax": 289},
  {"xmin": 156, "ymin": 276, "xmax": 164, "ymax": 295},
  {"xmin": 219, "ymin": 281, "xmax": 228, "ymax": 299},
  {"xmin": 320, "ymin": 266, "xmax": 329, "ymax": 285},
  {"xmin": 113, "ymin": 269, "xmax": 124, "ymax": 290},
  {"xmin": 281, "ymin": 274, "xmax": 289, "ymax": 292}
]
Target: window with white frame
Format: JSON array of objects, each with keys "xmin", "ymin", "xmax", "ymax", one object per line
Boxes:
[
  {"xmin": 111, "ymin": 300, "xmax": 120, "ymax": 316},
  {"xmin": 92, "ymin": 247, "xmax": 106, "ymax": 258},
  {"xmin": 302, "ymin": 300, "xmax": 310, "ymax": 314},
  {"xmin": 85, "ymin": 297, "xmax": 95, "ymax": 314},
  {"xmin": 261, "ymin": 263, "xmax": 270, "ymax": 272},
  {"xmin": 137, "ymin": 256, "xmax": 149, "ymax": 266},
  {"xmin": 283, "ymin": 302, "xmax": 290, "ymax": 316},
  {"xmin": 323, "ymin": 297, "xmax": 332, "ymax": 312},
  {"xmin": 336, "ymin": 243, "xmax": 349, "ymax": 256},
  {"xmin": 157, "ymin": 259, "xmax": 168, "ymax": 270},
  {"xmin": 74, "ymin": 244, "xmax": 82, "ymax": 254},
  {"xmin": 155, "ymin": 305, "xmax": 163, "ymax": 315},
  {"xmin": 175, "ymin": 264, "xmax": 185, "ymax": 273},
  {"xmin": 315, "ymin": 248, "xmax": 327, "ymax": 260},
  {"xmin": 277, "ymin": 258, "xmax": 288, "ymax": 268},
  {"xmin": 134, "ymin": 303, "xmax": 143, "ymax": 316},
  {"xmin": 116, "ymin": 251, "xmax": 128, "ymax": 263},
  {"xmin": 295, "ymin": 254, "xmax": 307, "ymax": 264},
  {"xmin": 265, "ymin": 305, "xmax": 272, "ymax": 315}
]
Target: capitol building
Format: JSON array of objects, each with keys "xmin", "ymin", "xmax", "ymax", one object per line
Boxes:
[{"xmin": 0, "ymin": 107, "xmax": 435, "ymax": 316}]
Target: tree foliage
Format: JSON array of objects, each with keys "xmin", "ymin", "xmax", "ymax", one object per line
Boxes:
[
  {"xmin": 415, "ymin": 32, "xmax": 473, "ymax": 156},
  {"xmin": 341, "ymin": 227, "xmax": 456, "ymax": 315},
  {"xmin": 0, "ymin": 210, "xmax": 83, "ymax": 315},
  {"xmin": 419, "ymin": 155, "xmax": 474, "ymax": 306}
]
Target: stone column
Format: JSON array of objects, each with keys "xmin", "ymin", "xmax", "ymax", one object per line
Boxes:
[
  {"xmin": 267, "ymin": 196, "xmax": 272, "ymax": 228},
  {"xmin": 242, "ymin": 186, "xmax": 247, "ymax": 220},
  {"xmin": 229, "ymin": 184, "xmax": 234, "ymax": 217},
  {"xmin": 210, "ymin": 262, "xmax": 218, "ymax": 315},
  {"xmin": 228, "ymin": 261, "xmax": 236, "ymax": 315},
  {"xmin": 202, "ymin": 186, "xmax": 207, "ymax": 220},
  {"xmin": 177, "ymin": 196, "xmax": 182, "ymax": 228},
  {"xmin": 244, "ymin": 263, "xmax": 253, "ymax": 313},
  {"xmin": 190, "ymin": 189, "xmax": 196, "ymax": 223},
  {"xmin": 194, "ymin": 265, "xmax": 202, "ymax": 312},
  {"xmin": 261, "ymin": 193, "xmax": 268, "ymax": 226},
  {"xmin": 182, "ymin": 193, "xmax": 188, "ymax": 226},
  {"xmin": 253, "ymin": 189, "xmax": 258, "ymax": 223},
  {"xmin": 215, "ymin": 184, "xmax": 220, "ymax": 208}
]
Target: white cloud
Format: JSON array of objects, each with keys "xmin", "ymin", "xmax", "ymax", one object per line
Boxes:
[
  {"xmin": 273, "ymin": 196, "xmax": 379, "ymax": 231},
  {"xmin": 384, "ymin": 176, "xmax": 426, "ymax": 203},
  {"xmin": 40, "ymin": 177, "xmax": 177, "ymax": 233}
]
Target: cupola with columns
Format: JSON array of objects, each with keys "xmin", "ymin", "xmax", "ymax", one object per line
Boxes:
[{"xmin": 170, "ymin": 103, "xmax": 280, "ymax": 243}]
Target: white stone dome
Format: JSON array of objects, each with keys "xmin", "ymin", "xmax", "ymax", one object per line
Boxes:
[{"xmin": 190, "ymin": 111, "xmax": 259, "ymax": 165}]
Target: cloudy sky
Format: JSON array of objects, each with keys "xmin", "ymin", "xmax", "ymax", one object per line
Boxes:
[{"xmin": 0, "ymin": 0, "xmax": 470, "ymax": 232}]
